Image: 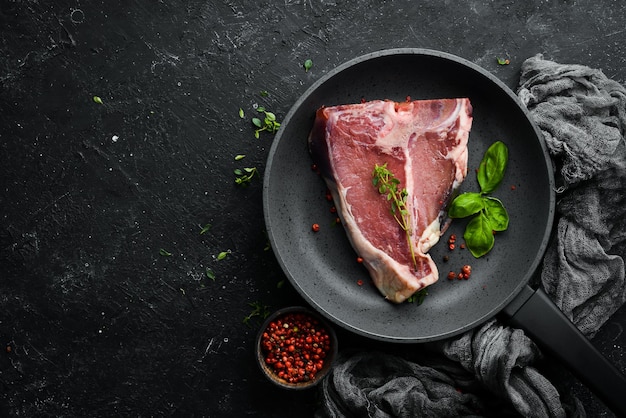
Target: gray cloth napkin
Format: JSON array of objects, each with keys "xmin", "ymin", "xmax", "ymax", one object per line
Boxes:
[
  {"xmin": 316, "ymin": 55, "xmax": 626, "ymax": 418},
  {"xmin": 518, "ymin": 54, "xmax": 626, "ymax": 338}
]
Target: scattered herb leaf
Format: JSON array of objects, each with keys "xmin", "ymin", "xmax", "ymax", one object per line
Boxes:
[
  {"xmin": 238, "ymin": 108, "xmax": 245, "ymax": 118},
  {"xmin": 159, "ymin": 248, "xmax": 173, "ymax": 257},
  {"xmin": 260, "ymin": 90, "xmax": 269, "ymax": 97},
  {"xmin": 234, "ymin": 154, "xmax": 246, "ymax": 161},
  {"xmin": 205, "ymin": 268, "xmax": 216, "ymax": 281},
  {"xmin": 372, "ymin": 163, "xmax": 417, "ymax": 271},
  {"xmin": 93, "ymin": 96, "xmax": 103, "ymax": 104},
  {"xmin": 304, "ymin": 59, "xmax": 313, "ymax": 72},
  {"xmin": 234, "ymin": 167, "xmax": 258, "ymax": 186},
  {"xmin": 199, "ymin": 223, "xmax": 212, "ymax": 235},
  {"xmin": 216, "ymin": 250, "xmax": 231, "ymax": 260},
  {"xmin": 497, "ymin": 57, "xmax": 510, "ymax": 65},
  {"xmin": 263, "ymin": 230, "xmax": 271, "ymax": 251},
  {"xmin": 448, "ymin": 141, "xmax": 510, "ymax": 258},
  {"xmin": 251, "ymin": 109, "xmax": 281, "ymax": 138},
  {"xmin": 243, "ymin": 301, "xmax": 271, "ymax": 326}
]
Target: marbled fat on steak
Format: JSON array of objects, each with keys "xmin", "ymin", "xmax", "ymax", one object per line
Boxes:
[{"xmin": 309, "ymin": 99, "xmax": 473, "ymax": 303}]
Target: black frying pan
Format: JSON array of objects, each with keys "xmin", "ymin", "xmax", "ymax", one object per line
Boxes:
[{"xmin": 262, "ymin": 49, "xmax": 626, "ymax": 415}]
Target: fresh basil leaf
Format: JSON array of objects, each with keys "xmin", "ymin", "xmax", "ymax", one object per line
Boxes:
[
  {"xmin": 448, "ymin": 192, "xmax": 484, "ymax": 218},
  {"xmin": 464, "ymin": 212, "xmax": 495, "ymax": 258},
  {"xmin": 484, "ymin": 197, "xmax": 509, "ymax": 231},
  {"xmin": 478, "ymin": 141, "xmax": 508, "ymax": 194}
]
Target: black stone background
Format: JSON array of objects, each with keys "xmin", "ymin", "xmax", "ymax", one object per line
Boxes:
[{"xmin": 1, "ymin": 0, "xmax": 625, "ymax": 416}]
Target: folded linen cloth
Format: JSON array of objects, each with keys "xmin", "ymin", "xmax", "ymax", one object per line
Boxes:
[{"xmin": 316, "ymin": 55, "xmax": 626, "ymax": 418}]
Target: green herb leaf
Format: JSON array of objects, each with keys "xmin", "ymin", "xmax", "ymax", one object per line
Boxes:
[
  {"xmin": 243, "ymin": 301, "xmax": 271, "ymax": 326},
  {"xmin": 159, "ymin": 248, "xmax": 172, "ymax": 257},
  {"xmin": 448, "ymin": 141, "xmax": 510, "ymax": 258},
  {"xmin": 93, "ymin": 96, "xmax": 103, "ymax": 104},
  {"xmin": 464, "ymin": 212, "xmax": 495, "ymax": 258},
  {"xmin": 234, "ymin": 167, "xmax": 257, "ymax": 186},
  {"xmin": 238, "ymin": 108, "xmax": 244, "ymax": 118},
  {"xmin": 497, "ymin": 57, "xmax": 510, "ymax": 65},
  {"xmin": 234, "ymin": 154, "xmax": 245, "ymax": 161},
  {"xmin": 217, "ymin": 250, "xmax": 231, "ymax": 260},
  {"xmin": 248, "ymin": 107, "xmax": 281, "ymax": 138},
  {"xmin": 478, "ymin": 141, "xmax": 508, "ymax": 194},
  {"xmin": 260, "ymin": 90, "xmax": 269, "ymax": 97},
  {"xmin": 448, "ymin": 192, "xmax": 484, "ymax": 218},
  {"xmin": 407, "ymin": 288, "xmax": 428, "ymax": 304},
  {"xmin": 483, "ymin": 197, "xmax": 509, "ymax": 231},
  {"xmin": 372, "ymin": 163, "xmax": 418, "ymax": 273},
  {"xmin": 304, "ymin": 59, "xmax": 313, "ymax": 72},
  {"xmin": 199, "ymin": 224, "xmax": 212, "ymax": 235},
  {"xmin": 205, "ymin": 268, "xmax": 216, "ymax": 280}
]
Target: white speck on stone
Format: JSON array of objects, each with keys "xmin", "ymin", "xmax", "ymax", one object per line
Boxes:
[{"xmin": 112, "ymin": 135, "xmax": 119, "ymax": 142}]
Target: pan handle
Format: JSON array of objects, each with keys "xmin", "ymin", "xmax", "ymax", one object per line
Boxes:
[{"xmin": 503, "ymin": 285, "xmax": 626, "ymax": 416}]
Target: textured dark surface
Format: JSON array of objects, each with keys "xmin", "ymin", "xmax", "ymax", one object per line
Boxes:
[{"xmin": 1, "ymin": 0, "xmax": 625, "ymax": 417}]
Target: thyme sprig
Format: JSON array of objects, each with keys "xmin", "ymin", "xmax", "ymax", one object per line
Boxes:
[
  {"xmin": 252, "ymin": 106, "xmax": 280, "ymax": 138},
  {"xmin": 234, "ymin": 167, "xmax": 257, "ymax": 186},
  {"xmin": 243, "ymin": 301, "xmax": 271, "ymax": 326},
  {"xmin": 372, "ymin": 163, "xmax": 417, "ymax": 271}
]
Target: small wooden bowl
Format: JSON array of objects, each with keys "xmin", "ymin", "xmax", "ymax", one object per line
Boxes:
[{"xmin": 255, "ymin": 306, "xmax": 338, "ymax": 390}]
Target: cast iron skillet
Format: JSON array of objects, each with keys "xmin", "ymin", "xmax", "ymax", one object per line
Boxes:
[{"xmin": 263, "ymin": 49, "xmax": 626, "ymax": 414}]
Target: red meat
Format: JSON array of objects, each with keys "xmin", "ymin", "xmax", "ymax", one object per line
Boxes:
[{"xmin": 309, "ymin": 99, "xmax": 473, "ymax": 303}]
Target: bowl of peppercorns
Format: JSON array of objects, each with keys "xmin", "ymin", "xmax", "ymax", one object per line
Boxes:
[{"xmin": 256, "ymin": 306, "xmax": 338, "ymax": 390}]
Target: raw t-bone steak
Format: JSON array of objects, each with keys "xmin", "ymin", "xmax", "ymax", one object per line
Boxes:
[{"xmin": 308, "ymin": 99, "xmax": 473, "ymax": 303}]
